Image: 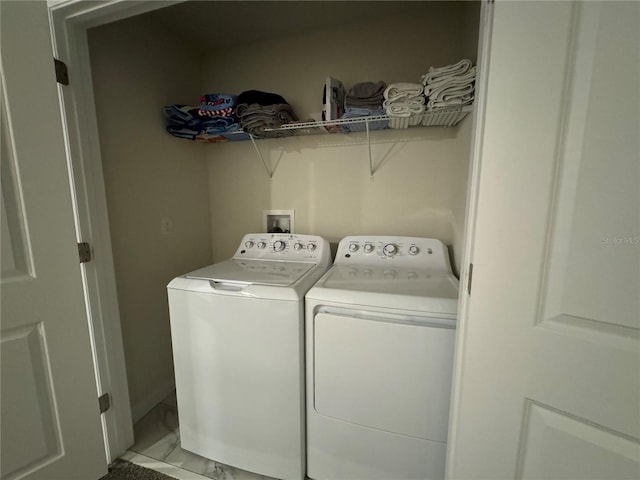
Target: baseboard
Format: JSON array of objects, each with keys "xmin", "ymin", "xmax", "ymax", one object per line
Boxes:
[{"xmin": 130, "ymin": 379, "xmax": 176, "ymax": 423}]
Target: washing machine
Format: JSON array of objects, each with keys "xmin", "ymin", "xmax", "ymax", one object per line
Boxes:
[
  {"xmin": 305, "ymin": 236, "xmax": 459, "ymax": 480},
  {"xmin": 167, "ymin": 233, "xmax": 331, "ymax": 480}
]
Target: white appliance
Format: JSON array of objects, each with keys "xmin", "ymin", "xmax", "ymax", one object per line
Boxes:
[
  {"xmin": 305, "ymin": 236, "xmax": 459, "ymax": 480},
  {"xmin": 167, "ymin": 233, "xmax": 331, "ymax": 480}
]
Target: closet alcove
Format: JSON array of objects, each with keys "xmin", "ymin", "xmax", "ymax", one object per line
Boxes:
[{"xmin": 86, "ymin": 0, "xmax": 480, "ymax": 428}]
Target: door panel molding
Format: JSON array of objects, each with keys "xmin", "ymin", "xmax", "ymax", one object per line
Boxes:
[
  {"xmin": 537, "ymin": 1, "xmax": 639, "ymax": 337},
  {"xmin": 0, "ymin": 72, "xmax": 34, "ymax": 282},
  {"xmin": 516, "ymin": 399, "xmax": 640, "ymax": 480},
  {"xmin": 0, "ymin": 323, "xmax": 63, "ymax": 479}
]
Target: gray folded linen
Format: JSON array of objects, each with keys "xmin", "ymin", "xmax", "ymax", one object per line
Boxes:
[
  {"xmin": 236, "ymin": 102, "xmax": 296, "ymax": 138},
  {"xmin": 345, "ymin": 81, "xmax": 387, "ymax": 109}
]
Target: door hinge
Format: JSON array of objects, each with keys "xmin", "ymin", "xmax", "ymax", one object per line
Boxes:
[
  {"xmin": 467, "ymin": 263, "xmax": 474, "ymax": 295},
  {"xmin": 78, "ymin": 242, "xmax": 92, "ymax": 263},
  {"xmin": 98, "ymin": 393, "xmax": 111, "ymax": 414},
  {"xmin": 54, "ymin": 58, "xmax": 69, "ymax": 85}
]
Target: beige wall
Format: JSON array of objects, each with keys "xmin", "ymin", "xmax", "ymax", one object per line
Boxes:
[
  {"xmin": 85, "ymin": 1, "xmax": 479, "ymax": 420},
  {"xmin": 203, "ymin": 2, "xmax": 480, "ymax": 273},
  {"xmin": 88, "ymin": 17, "xmax": 212, "ymax": 418}
]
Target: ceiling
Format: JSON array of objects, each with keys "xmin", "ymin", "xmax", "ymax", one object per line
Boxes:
[{"xmin": 115, "ymin": 1, "xmax": 439, "ymax": 52}]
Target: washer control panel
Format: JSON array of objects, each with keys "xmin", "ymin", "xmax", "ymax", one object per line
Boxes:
[
  {"xmin": 336, "ymin": 236, "xmax": 452, "ymax": 272},
  {"xmin": 233, "ymin": 233, "xmax": 328, "ymax": 262}
]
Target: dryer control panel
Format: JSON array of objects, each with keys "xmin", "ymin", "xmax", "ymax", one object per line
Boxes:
[
  {"xmin": 336, "ymin": 236, "xmax": 452, "ymax": 272},
  {"xmin": 233, "ymin": 233, "xmax": 330, "ymax": 264}
]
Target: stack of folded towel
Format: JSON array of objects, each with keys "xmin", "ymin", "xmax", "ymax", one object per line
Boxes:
[
  {"xmin": 421, "ymin": 59, "xmax": 477, "ymax": 110},
  {"xmin": 383, "ymin": 83, "xmax": 426, "ymax": 129},
  {"xmin": 199, "ymin": 93, "xmax": 236, "ymax": 118},
  {"xmin": 236, "ymin": 90, "xmax": 298, "ymax": 138},
  {"xmin": 197, "ymin": 93, "xmax": 246, "ymax": 141},
  {"xmin": 163, "ymin": 105, "xmax": 202, "ymax": 140},
  {"xmin": 163, "ymin": 93, "xmax": 245, "ymax": 142},
  {"xmin": 340, "ymin": 81, "xmax": 388, "ymax": 132}
]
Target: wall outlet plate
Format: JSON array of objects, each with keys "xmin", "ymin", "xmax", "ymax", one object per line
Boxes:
[{"xmin": 263, "ymin": 210, "xmax": 294, "ymax": 234}]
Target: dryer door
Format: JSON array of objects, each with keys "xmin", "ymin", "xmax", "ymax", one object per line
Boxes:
[{"xmin": 313, "ymin": 311, "xmax": 455, "ymax": 442}]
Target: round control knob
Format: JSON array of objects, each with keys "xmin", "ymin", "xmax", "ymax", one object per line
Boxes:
[
  {"xmin": 245, "ymin": 241, "xmax": 254, "ymax": 248},
  {"xmin": 348, "ymin": 243, "xmax": 359, "ymax": 252},
  {"xmin": 294, "ymin": 243, "xmax": 303, "ymax": 251},
  {"xmin": 408, "ymin": 245, "xmax": 419, "ymax": 255},
  {"xmin": 257, "ymin": 242, "xmax": 266, "ymax": 249},
  {"xmin": 382, "ymin": 243, "xmax": 398, "ymax": 257},
  {"xmin": 363, "ymin": 244, "xmax": 374, "ymax": 253},
  {"xmin": 307, "ymin": 244, "xmax": 317, "ymax": 252},
  {"xmin": 273, "ymin": 240, "xmax": 286, "ymax": 252}
]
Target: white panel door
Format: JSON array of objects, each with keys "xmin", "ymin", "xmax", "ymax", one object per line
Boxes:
[
  {"xmin": 449, "ymin": 1, "xmax": 640, "ymax": 479},
  {"xmin": 0, "ymin": 1, "xmax": 106, "ymax": 479}
]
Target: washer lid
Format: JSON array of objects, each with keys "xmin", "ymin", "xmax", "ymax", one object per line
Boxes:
[{"xmin": 185, "ymin": 259, "xmax": 315, "ymax": 286}]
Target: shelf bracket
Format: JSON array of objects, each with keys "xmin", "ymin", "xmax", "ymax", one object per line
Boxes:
[
  {"xmin": 366, "ymin": 121, "xmax": 376, "ymax": 181},
  {"xmin": 249, "ymin": 134, "xmax": 284, "ymax": 182},
  {"xmin": 249, "ymin": 134, "xmax": 274, "ymax": 182}
]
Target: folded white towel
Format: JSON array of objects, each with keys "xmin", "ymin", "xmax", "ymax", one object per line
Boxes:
[
  {"xmin": 385, "ymin": 102, "xmax": 425, "ymax": 117},
  {"xmin": 421, "ymin": 59, "xmax": 473, "ymax": 85},
  {"xmin": 427, "ymin": 94, "xmax": 474, "ymax": 110},
  {"xmin": 383, "ymin": 83, "xmax": 424, "ymax": 101},
  {"xmin": 383, "ymin": 95, "xmax": 425, "ymax": 109},
  {"xmin": 426, "ymin": 82, "xmax": 476, "ymax": 102},
  {"xmin": 423, "ymin": 67, "xmax": 477, "ymax": 93},
  {"xmin": 424, "ymin": 68, "xmax": 477, "ymax": 95}
]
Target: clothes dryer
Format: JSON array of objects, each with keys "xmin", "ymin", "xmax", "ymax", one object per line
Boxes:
[
  {"xmin": 168, "ymin": 233, "xmax": 331, "ymax": 480},
  {"xmin": 305, "ymin": 236, "xmax": 458, "ymax": 480}
]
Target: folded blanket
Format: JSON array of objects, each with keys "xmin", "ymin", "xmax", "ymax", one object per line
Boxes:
[
  {"xmin": 198, "ymin": 106, "xmax": 235, "ymax": 117},
  {"xmin": 383, "ymin": 83, "xmax": 424, "ymax": 102},
  {"xmin": 241, "ymin": 117, "xmax": 296, "ymax": 138},
  {"xmin": 341, "ymin": 105, "xmax": 387, "ymax": 132},
  {"xmin": 236, "ymin": 102, "xmax": 296, "ymax": 138},
  {"xmin": 163, "ymin": 103, "xmax": 243, "ymax": 140},
  {"xmin": 421, "ymin": 59, "xmax": 473, "ymax": 85},
  {"xmin": 200, "ymin": 93, "xmax": 237, "ymax": 109},
  {"xmin": 345, "ymin": 81, "xmax": 387, "ymax": 109},
  {"xmin": 237, "ymin": 90, "xmax": 289, "ymax": 107},
  {"xmin": 199, "ymin": 115, "xmax": 236, "ymax": 128},
  {"xmin": 163, "ymin": 105, "xmax": 201, "ymax": 127},
  {"xmin": 236, "ymin": 103, "xmax": 294, "ymax": 118},
  {"xmin": 201, "ymin": 123, "xmax": 240, "ymax": 135},
  {"xmin": 166, "ymin": 125, "xmax": 200, "ymax": 140}
]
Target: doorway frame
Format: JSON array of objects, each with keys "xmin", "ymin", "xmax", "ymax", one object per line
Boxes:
[
  {"xmin": 46, "ymin": 0, "xmax": 492, "ymax": 469},
  {"xmin": 47, "ymin": 0, "xmax": 185, "ymax": 461}
]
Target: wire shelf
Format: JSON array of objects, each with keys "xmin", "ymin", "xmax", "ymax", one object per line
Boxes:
[
  {"xmin": 195, "ymin": 105, "xmax": 474, "ymax": 181},
  {"xmin": 267, "ymin": 105, "xmax": 473, "ymax": 135}
]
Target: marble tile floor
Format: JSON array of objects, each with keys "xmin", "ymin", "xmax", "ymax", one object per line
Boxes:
[{"xmin": 126, "ymin": 391, "xmax": 277, "ymax": 480}]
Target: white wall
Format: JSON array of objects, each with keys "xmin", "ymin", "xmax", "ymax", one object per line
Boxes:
[
  {"xmin": 202, "ymin": 2, "xmax": 480, "ymax": 273},
  {"xmin": 88, "ymin": 16, "xmax": 212, "ymax": 419}
]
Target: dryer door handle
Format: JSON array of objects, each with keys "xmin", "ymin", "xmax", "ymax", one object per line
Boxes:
[{"xmin": 317, "ymin": 307, "xmax": 456, "ymax": 329}]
